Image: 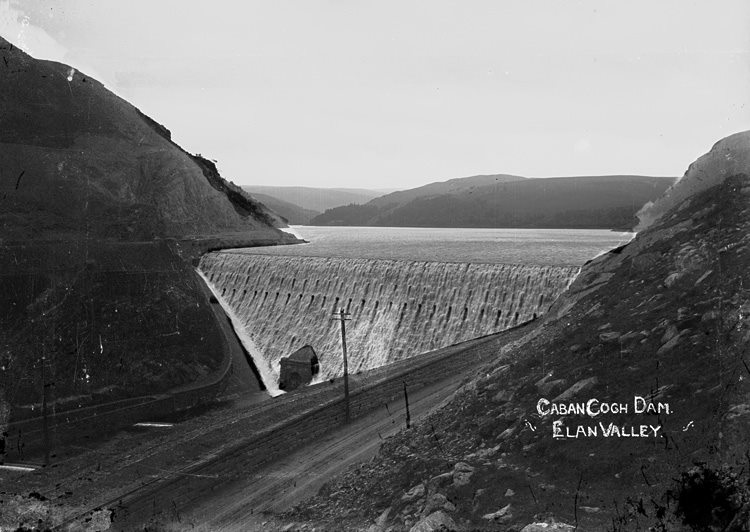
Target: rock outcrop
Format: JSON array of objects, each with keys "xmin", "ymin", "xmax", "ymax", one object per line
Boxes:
[{"xmin": 636, "ymin": 131, "xmax": 750, "ymax": 231}]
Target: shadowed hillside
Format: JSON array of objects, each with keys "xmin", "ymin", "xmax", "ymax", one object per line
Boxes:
[
  {"xmin": 288, "ymin": 132, "xmax": 750, "ymax": 531},
  {"xmin": 312, "ymin": 175, "xmax": 674, "ymax": 230},
  {"xmin": 0, "ymin": 36, "xmax": 297, "ymax": 424}
]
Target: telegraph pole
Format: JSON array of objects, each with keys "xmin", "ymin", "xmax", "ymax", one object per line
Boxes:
[{"xmin": 332, "ymin": 309, "xmax": 351, "ymax": 424}]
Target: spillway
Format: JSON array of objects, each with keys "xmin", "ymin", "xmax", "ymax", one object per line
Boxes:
[{"xmin": 199, "ymin": 252, "xmax": 578, "ymax": 391}]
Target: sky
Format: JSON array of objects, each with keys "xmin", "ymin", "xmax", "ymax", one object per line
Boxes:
[{"xmin": 1, "ymin": 1, "xmax": 749, "ymax": 189}]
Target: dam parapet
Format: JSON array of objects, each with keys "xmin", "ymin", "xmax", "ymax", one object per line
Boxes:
[{"xmin": 199, "ymin": 253, "xmax": 578, "ymax": 388}]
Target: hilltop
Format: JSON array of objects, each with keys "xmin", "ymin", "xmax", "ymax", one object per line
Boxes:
[
  {"xmin": 288, "ymin": 132, "xmax": 750, "ymax": 530},
  {"xmin": 0, "ymin": 36, "xmax": 296, "ymax": 422},
  {"xmin": 311, "ymin": 174, "xmax": 674, "ymax": 230}
]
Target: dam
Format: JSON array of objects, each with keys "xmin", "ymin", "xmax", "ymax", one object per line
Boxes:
[{"xmin": 199, "ymin": 252, "xmax": 578, "ymax": 392}]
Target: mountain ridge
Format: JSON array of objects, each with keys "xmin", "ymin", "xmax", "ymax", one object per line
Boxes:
[{"xmin": 312, "ymin": 174, "xmax": 675, "ymax": 230}]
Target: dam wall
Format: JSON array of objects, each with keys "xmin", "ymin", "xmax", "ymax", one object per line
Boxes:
[{"xmin": 199, "ymin": 253, "xmax": 578, "ymax": 389}]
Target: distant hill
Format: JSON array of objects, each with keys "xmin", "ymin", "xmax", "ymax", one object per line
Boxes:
[
  {"xmin": 242, "ymin": 186, "xmax": 386, "ymax": 213},
  {"xmin": 247, "ymin": 192, "xmax": 320, "ymax": 225},
  {"xmin": 311, "ymin": 174, "xmax": 676, "ymax": 230}
]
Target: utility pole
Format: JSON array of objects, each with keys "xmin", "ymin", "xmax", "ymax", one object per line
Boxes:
[
  {"xmin": 332, "ymin": 309, "xmax": 351, "ymax": 424},
  {"xmin": 403, "ymin": 381, "xmax": 411, "ymax": 429}
]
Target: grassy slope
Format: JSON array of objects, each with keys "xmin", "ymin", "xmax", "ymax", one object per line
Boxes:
[{"xmin": 290, "ymin": 146, "xmax": 750, "ymax": 530}]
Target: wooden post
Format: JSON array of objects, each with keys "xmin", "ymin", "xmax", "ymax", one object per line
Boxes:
[
  {"xmin": 333, "ymin": 309, "xmax": 352, "ymax": 424},
  {"xmin": 340, "ymin": 309, "xmax": 350, "ymax": 424}
]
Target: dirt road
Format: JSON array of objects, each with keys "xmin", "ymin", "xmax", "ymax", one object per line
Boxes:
[
  {"xmin": 159, "ymin": 376, "xmax": 464, "ymax": 531},
  {"xmin": 3, "ymin": 325, "xmax": 529, "ymax": 531}
]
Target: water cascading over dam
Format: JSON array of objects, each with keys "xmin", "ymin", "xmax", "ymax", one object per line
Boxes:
[{"xmin": 199, "ymin": 252, "xmax": 578, "ymax": 392}]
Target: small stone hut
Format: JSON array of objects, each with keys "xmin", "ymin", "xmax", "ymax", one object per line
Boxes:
[{"xmin": 278, "ymin": 345, "xmax": 320, "ymax": 391}]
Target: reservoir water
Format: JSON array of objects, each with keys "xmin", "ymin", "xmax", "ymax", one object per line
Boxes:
[{"xmin": 256, "ymin": 226, "xmax": 633, "ymax": 266}]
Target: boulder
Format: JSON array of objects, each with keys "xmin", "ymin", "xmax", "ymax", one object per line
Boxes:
[
  {"xmin": 402, "ymin": 483, "xmax": 426, "ymax": 502},
  {"xmin": 520, "ymin": 521, "xmax": 575, "ymax": 531},
  {"xmin": 619, "ymin": 331, "xmax": 642, "ymax": 343},
  {"xmin": 661, "ymin": 324, "xmax": 679, "ymax": 343},
  {"xmin": 599, "ymin": 331, "xmax": 621, "ymax": 342},
  {"xmin": 409, "ymin": 511, "xmax": 457, "ymax": 532},
  {"xmin": 664, "ymin": 271, "xmax": 683, "ymax": 288},
  {"xmin": 552, "ymin": 377, "xmax": 598, "ymax": 402},
  {"xmin": 657, "ymin": 333, "xmax": 684, "ymax": 354},
  {"xmin": 375, "ymin": 508, "xmax": 391, "ymax": 528},
  {"xmin": 421, "ymin": 493, "xmax": 450, "ymax": 517},
  {"xmin": 452, "ymin": 462, "xmax": 475, "ymax": 487},
  {"xmin": 428, "ymin": 472, "xmax": 454, "ymax": 492},
  {"xmin": 482, "ymin": 503, "xmax": 512, "ymax": 521}
]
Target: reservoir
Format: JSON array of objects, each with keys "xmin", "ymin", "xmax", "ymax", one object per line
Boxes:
[{"xmin": 244, "ymin": 226, "xmax": 633, "ymax": 266}]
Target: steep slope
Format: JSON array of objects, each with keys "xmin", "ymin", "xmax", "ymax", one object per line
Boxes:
[
  {"xmin": 0, "ymin": 35, "xmax": 288, "ymax": 240},
  {"xmin": 247, "ymin": 192, "xmax": 321, "ymax": 224},
  {"xmin": 311, "ymin": 175, "xmax": 674, "ymax": 230},
  {"xmin": 242, "ymin": 185, "xmax": 385, "ymax": 213},
  {"xmin": 0, "ymin": 36, "xmax": 297, "ymax": 423},
  {"xmin": 289, "ymin": 132, "xmax": 750, "ymax": 531}
]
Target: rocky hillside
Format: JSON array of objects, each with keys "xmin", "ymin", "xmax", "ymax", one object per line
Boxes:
[
  {"xmin": 288, "ymin": 132, "xmax": 750, "ymax": 531},
  {"xmin": 0, "ymin": 36, "xmax": 297, "ymax": 422},
  {"xmin": 311, "ymin": 174, "xmax": 674, "ymax": 230}
]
